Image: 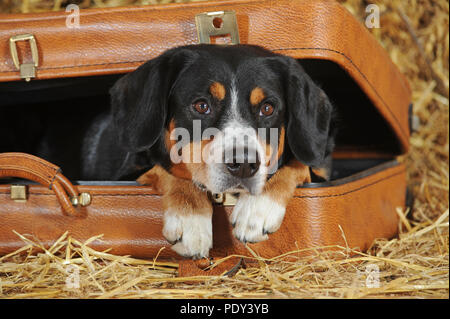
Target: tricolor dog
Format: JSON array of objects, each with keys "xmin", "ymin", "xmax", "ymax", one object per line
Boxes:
[{"xmin": 82, "ymin": 44, "xmax": 336, "ymax": 258}]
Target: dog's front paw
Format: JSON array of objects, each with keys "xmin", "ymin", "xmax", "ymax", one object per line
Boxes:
[
  {"xmin": 163, "ymin": 211, "xmax": 212, "ymax": 258},
  {"xmin": 230, "ymin": 194, "xmax": 286, "ymax": 243}
]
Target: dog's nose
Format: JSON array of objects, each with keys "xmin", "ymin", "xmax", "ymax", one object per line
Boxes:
[{"xmin": 225, "ymin": 150, "xmax": 260, "ymax": 178}]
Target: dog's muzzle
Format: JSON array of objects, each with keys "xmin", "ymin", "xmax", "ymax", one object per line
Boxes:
[
  {"xmin": 204, "ymin": 125, "xmax": 268, "ymax": 195},
  {"xmin": 224, "ymin": 147, "xmax": 261, "ymax": 179}
]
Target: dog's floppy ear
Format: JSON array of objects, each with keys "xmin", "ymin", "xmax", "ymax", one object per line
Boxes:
[
  {"xmin": 110, "ymin": 48, "xmax": 198, "ymax": 152},
  {"xmin": 268, "ymin": 56, "xmax": 335, "ymax": 167}
]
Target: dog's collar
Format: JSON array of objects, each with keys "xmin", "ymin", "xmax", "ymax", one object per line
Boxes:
[
  {"xmin": 192, "ymin": 182, "xmax": 239, "ymax": 206},
  {"xmin": 193, "ymin": 171, "xmax": 277, "ymax": 207},
  {"xmin": 208, "ymin": 192, "xmax": 238, "ymax": 206}
]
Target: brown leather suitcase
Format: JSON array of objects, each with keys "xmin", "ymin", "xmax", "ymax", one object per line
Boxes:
[{"xmin": 0, "ymin": 0, "xmax": 411, "ymax": 274}]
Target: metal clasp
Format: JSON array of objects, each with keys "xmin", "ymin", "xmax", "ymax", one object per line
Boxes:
[
  {"xmin": 195, "ymin": 11, "xmax": 240, "ymax": 45},
  {"xmin": 9, "ymin": 34, "xmax": 39, "ymax": 82},
  {"xmin": 70, "ymin": 192, "xmax": 92, "ymax": 207},
  {"xmin": 10, "ymin": 185, "xmax": 27, "ymax": 203},
  {"xmin": 210, "ymin": 192, "xmax": 238, "ymax": 206}
]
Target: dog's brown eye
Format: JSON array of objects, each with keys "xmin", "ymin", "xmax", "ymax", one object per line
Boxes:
[
  {"xmin": 260, "ymin": 103, "xmax": 274, "ymax": 116},
  {"xmin": 193, "ymin": 100, "xmax": 211, "ymax": 114}
]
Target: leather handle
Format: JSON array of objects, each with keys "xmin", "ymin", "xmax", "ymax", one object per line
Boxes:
[{"xmin": 0, "ymin": 152, "xmax": 82, "ymax": 217}]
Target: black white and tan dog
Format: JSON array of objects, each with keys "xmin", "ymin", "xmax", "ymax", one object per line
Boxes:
[{"xmin": 81, "ymin": 44, "xmax": 336, "ymax": 258}]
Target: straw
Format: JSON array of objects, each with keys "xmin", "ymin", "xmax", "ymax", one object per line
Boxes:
[{"xmin": 0, "ymin": 0, "xmax": 448, "ymax": 299}]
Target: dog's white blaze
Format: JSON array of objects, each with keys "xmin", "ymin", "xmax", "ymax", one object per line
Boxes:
[
  {"xmin": 163, "ymin": 211, "xmax": 212, "ymax": 258},
  {"xmin": 226, "ymin": 80, "xmax": 267, "ymax": 165},
  {"xmin": 201, "ymin": 80, "xmax": 270, "ymax": 194},
  {"xmin": 231, "ymin": 194, "xmax": 286, "ymax": 243},
  {"xmin": 229, "ymin": 77, "xmax": 241, "ymax": 123}
]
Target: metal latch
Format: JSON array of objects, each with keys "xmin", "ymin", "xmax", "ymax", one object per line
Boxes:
[
  {"xmin": 210, "ymin": 192, "xmax": 238, "ymax": 206},
  {"xmin": 70, "ymin": 192, "xmax": 92, "ymax": 207},
  {"xmin": 195, "ymin": 11, "xmax": 240, "ymax": 44},
  {"xmin": 10, "ymin": 185, "xmax": 27, "ymax": 203},
  {"xmin": 9, "ymin": 34, "xmax": 39, "ymax": 82}
]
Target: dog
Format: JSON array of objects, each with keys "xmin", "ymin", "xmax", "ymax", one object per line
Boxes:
[{"xmin": 82, "ymin": 44, "xmax": 336, "ymax": 258}]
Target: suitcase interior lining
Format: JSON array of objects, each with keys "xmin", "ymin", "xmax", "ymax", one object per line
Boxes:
[{"xmin": 0, "ymin": 59, "xmax": 401, "ymax": 185}]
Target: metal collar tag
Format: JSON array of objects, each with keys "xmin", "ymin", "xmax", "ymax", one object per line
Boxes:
[{"xmin": 209, "ymin": 192, "xmax": 238, "ymax": 206}]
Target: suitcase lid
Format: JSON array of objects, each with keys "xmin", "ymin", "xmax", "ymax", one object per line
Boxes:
[{"xmin": 0, "ymin": 0, "xmax": 411, "ymax": 155}]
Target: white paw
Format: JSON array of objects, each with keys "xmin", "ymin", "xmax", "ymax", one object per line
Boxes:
[
  {"xmin": 163, "ymin": 211, "xmax": 212, "ymax": 258},
  {"xmin": 230, "ymin": 194, "xmax": 286, "ymax": 243}
]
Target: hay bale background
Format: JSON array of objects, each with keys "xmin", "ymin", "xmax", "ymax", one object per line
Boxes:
[{"xmin": 0, "ymin": 0, "xmax": 448, "ymax": 299}]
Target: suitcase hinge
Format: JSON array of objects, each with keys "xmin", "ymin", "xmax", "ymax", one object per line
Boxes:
[
  {"xmin": 9, "ymin": 34, "xmax": 39, "ymax": 82},
  {"xmin": 195, "ymin": 11, "xmax": 240, "ymax": 45}
]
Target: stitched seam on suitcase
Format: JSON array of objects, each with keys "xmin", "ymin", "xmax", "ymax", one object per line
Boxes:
[
  {"xmin": 0, "ymin": 60, "xmax": 147, "ymax": 73},
  {"xmin": 273, "ymin": 47, "xmax": 409, "ymax": 140},
  {"xmin": 0, "ymin": 169, "xmax": 405, "ymax": 198},
  {"xmin": 0, "ymin": 165, "xmax": 52, "ymax": 181},
  {"xmin": 294, "ymin": 169, "xmax": 405, "ymax": 199},
  {"xmin": 0, "ymin": 154, "xmax": 59, "ymax": 175}
]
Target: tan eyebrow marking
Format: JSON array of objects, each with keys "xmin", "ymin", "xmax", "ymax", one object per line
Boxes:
[
  {"xmin": 250, "ymin": 87, "xmax": 266, "ymax": 106},
  {"xmin": 209, "ymin": 82, "xmax": 226, "ymax": 101}
]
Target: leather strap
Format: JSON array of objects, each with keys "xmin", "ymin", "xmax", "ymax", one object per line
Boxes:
[
  {"xmin": 0, "ymin": 152, "xmax": 82, "ymax": 217},
  {"xmin": 178, "ymin": 257, "xmax": 244, "ymax": 277}
]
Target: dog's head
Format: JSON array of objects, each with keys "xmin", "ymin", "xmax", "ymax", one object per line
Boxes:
[{"xmin": 110, "ymin": 45, "xmax": 334, "ymax": 194}]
